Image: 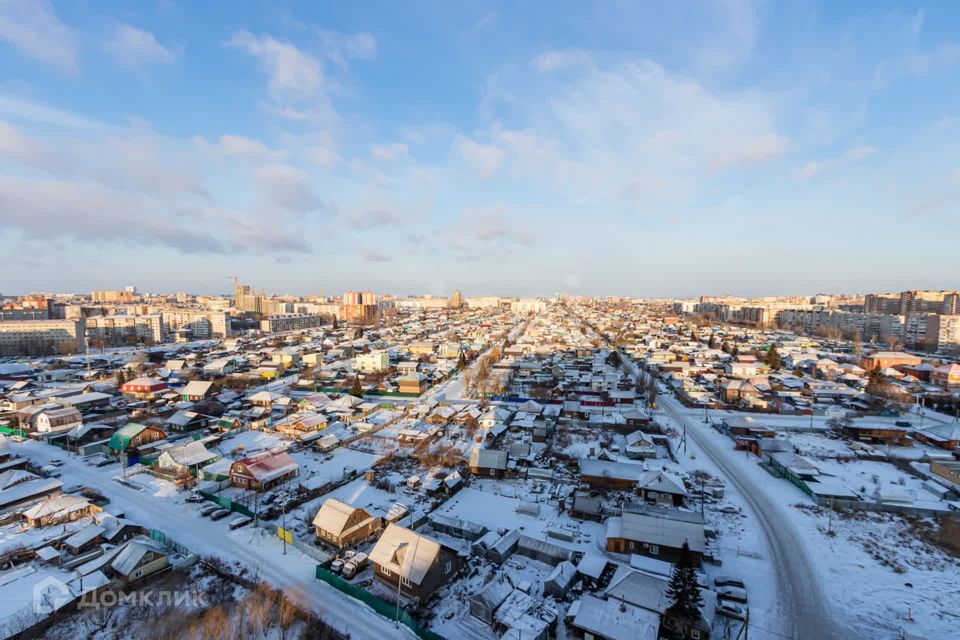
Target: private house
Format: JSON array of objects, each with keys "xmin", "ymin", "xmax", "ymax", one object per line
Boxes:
[
  {"xmin": 912, "ymin": 423, "xmax": 960, "ymax": 451},
  {"xmin": 468, "ymin": 448, "xmax": 509, "ymax": 478},
  {"xmin": 931, "ymin": 364, "xmax": 960, "ymax": 389},
  {"xmin": 276, "ymin": 412, "xmax": 328, "ymax": 437},
  {"xmin": 860, "ymin": 351, "xmax": 922, "ymax": 371},
  {"xmin": 0, "ymin": 478, "xmax": 62, "ymax": 512},
  {"xmin": 180, "ymin": 380, "xmax": 215, "ymax": 402},
  {"xmin": 165, "ymin": 410, "xmax": 210, "ymax": 432},
  {"xmin": 108, "ymin": 536, "xmax": 169, "ymax": 586},
  {"xmin": 312, "ymin": 498, "xmax": 382, "ymax": 549},
  {"xmin": 636, "ymin": 472, "xmax": 688, "ymax": 507},
  {"xmin": 370, "ymin": 523, "xmax": 462, "ymax": 601},
  {"xmin": 156, "ymin": 440, "xmax": 218, "ymax": 476},
  {"xmin": 724, "ymin": 362, "xmax": 765, "ymax": 379},
  {"xmin": 230, "ymin": 449, "xmax": 299, "ymax": 491},
  {"xmin": 107, "ymin": 423, "xmax": 166, "ymax": 458},
  {"xmin": 579, "ymin": 458, "xmax": 646, "ymax": 491},
  {"xmin": 841, "ymin": 423, "xmax": 911, "ymax": 446},
  {"xmin": 567, "ymin": 594, "xmax": 660, "ymax": 640},
  {"xmin": 930, "ymin": 460, "xmax": 960, "ymax": 487},
  {"xmin": 120, "ymin": 377, "xmax": 168, "ymax": 400},
  {"xmin": 355, "ymin": 350, "xmax": 390, "ymax": 373},
  {"xmin": 605, "ymin": 509, "xmax": 705, "ymax": 563},
  {"xmin": 23, "ymin": 494, "xmax": 100, "ymax": 527},
  {"xmin": 625, "ymin": 431, "xmax": 658, "ymax": 460},
  {"xmin": 398, "ymin": 374, "xmax": 429, "ymax": 395},
  {"xmin": 719, "ymin": 380, "xmax": 759, "ymax": 404},
  {"xmin": 34, "ymin": 407, "xmax": 82, "ymax": 435}
]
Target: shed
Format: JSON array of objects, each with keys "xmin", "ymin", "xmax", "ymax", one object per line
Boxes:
[{"xmin": 543, "ymin": 560, "xmax": 577, "ymax": 598}]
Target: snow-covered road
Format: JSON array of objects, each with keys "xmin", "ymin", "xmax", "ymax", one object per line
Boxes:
[{"xmin": 658, "ymin": 395, "xmax": 847, "ymax": 640}]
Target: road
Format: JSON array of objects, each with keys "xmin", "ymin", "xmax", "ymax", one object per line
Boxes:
[{"xmin": 658, "ymin": 394, "xmax": 846, "ymax": 640}]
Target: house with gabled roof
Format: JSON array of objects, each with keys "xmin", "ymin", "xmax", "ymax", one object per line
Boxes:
[
  {"xmin": 229, "ymin": 448, "xmax": 298, "ymax": 491},
  {"xmin": 312, "ymin": 498, "xmax": 382, "ymax": 549},
  {"xmin": 369, "ymin": 523, "xmax": 462, "ymax": 601}
]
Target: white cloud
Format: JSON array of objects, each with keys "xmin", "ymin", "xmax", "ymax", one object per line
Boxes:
[
  {"xmin": 0, "ymin": 94, "xmax": 101, "ymax": 129},
  {"xmin": 0, "ymin": 119, "xmax": 62, "ymax": 170},
  {"xmin": 352, "ymin": 208, "xmax": 407, "ymax": 228},
  {"xmin": 317, "ymin": 28, "xmax": 376, "ymax": 66},
  {"xmin": 532, "ymin": 49, "xmax": 590, "ymax": 72},
  {"xmin": 369, "ymin": 142, "xmax": 409, "ymax": 163},
  {"xmin": 792, "ymin": 145, "xmax": 875, "ymax": 181},
  {"xmin": 362, "ymin": 248, "xmax": 393, "ymax": 262},
  {"xmin": 104, "ymin": 24, "xmax": 177, "ymax": 67},
  {"xmin": 873, "ymin": 42, "xmax": 960, "ymax": 89},
  {"xmin": 227, "ymin": 31, "xmax": 324, "ymax": 97},
  {"xmin": 253, "ymin": 163, "xmax": 323, "ymax": 212},
  {"xmin": 453, "ymin": 135, "xmax": 505, "ymax": 179},
  {"xmin": 0, "ymin": 0, "xmax": 77, "ymax": 72},
  {"xmin": 711, "ymin": 133, "xmax": 790, "ymax": 169},
  {"xmin": 217, "ymin": 134, "xmax": 270, "ymax": 159}
]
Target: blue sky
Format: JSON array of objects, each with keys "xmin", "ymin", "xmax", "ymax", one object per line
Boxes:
[{"xmin": 0, "ymin": 1, "xmax": 958, "ymax": 298}]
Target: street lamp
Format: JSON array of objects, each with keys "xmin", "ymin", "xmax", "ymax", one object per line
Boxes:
[{"xmin": 393, "ymin": 542, "xmax": 409, "ymax": 628}]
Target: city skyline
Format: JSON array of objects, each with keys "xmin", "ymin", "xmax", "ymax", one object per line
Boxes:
[{"xmin": 1, "ymin": 1, "xmax": 959, "ymax": 296}]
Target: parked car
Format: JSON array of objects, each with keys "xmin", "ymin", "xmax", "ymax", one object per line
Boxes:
[
  {"xmin": 714, "ymin": 575, "xmax": 745, "ymax": 589},
  {"xmin": 63, "ymin": 484, "xmax": 85, "ymax": 494},
  {"xmin": 48, "ymin": 459, "xmax": 64, "ymax": 467},
  {"xmin": 716, "ymin": 585, "xmax": 748, "ymax": 603},
  {"xmin": 716, "ymin": 600, "xmax": 748, "ymax": 621},
  {"xmin": 331, "ymin": 559, "xmax": 344, "ymax": 574},
  {"xmin": 200, "ymin": 504, "xmax": 219, "ymax": 517},
  {"xmin": 185, "ymin": 493, "xmax": 203, "ymax": 503},
  {"xmin": 229, "ymin": 516, "xmax": 252, "ymax": 530},
  {"xmin": 210, "ymin": 509, "xmax": 231, "ymax": 521},
  {"xmin": 342, "ymin": 552, "xmax": 368, "ymax": 579}
]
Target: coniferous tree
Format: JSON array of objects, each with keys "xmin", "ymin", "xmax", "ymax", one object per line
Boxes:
[
  {"xmin": 665, "ymin": 542, "xmax": 704, "ymax": 618},
  {"xmin": 765, "ymin": 345, "xmax": 782, "ymax": 371},
  {"xmin": 707, "ymin": 334, "xmax": 717, "ymax": 349},
  {"xmin": 349, "ymin": 375, "xmax": 363, "ymax": 398},
  {"xmin": 457, "ymin": 350, "xmax": 467, "ymax": 371}
]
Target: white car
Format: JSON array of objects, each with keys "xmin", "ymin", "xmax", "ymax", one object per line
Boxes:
[
  {"xmin": 716, "ymin": 585, "xmax": 748, "ymax": 603},
  {"xmin": 716, "ymin": 600, "xmax": 747, "ymax": 621}
]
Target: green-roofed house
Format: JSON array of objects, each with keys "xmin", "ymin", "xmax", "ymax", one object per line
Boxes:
[{"xmin": 108, "ymin": 423, "xmax": 167, "ymax": 460}]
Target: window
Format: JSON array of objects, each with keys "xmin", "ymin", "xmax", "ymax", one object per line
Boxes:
[
  {"xmin": 649, "ymin": 544, "xmax": 659, "ymax": 555},
  {"xmin": 444, "ymin": 560, "xmax": 452, "ymax": 574},
  {"xmin": 691, "ymin": 631, "xmax": 701, "ymax": 639},
  {"xmin": 380, "ymin": 566, "xmax": 391, "ymax": 577},
  {"xmin": 400, "ymin": 576, "xmax": 412, "ymax": 588}
]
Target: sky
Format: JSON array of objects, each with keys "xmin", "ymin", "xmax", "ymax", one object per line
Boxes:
[{"xmin": 0, "ymin": 1, "xmax": 958, "ymax": 299}]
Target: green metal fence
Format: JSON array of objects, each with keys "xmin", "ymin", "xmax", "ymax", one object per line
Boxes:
[
  {"xmin": 197, "ymin": 489, "xmax": 255, "ymax": 517},
  {"xmin": 314, "ymin": 566, "xmax": 445, "ymax": 640}
]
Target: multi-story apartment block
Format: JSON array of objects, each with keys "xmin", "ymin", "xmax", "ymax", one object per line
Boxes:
[
  {"xmin": 86, "ymin": 314, "xmax": 164, "ymax": 346},
  {"xmin": 926, "ymin": 315, "xmax": 960, "ymax": 354},
  {"xmin": 0, "ymin": 318, "xmax": 86, "ymax": 356}
]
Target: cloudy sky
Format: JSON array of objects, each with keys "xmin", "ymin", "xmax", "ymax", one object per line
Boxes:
[{"xmin": 1, "ymin": 1, "xmax": 958, "ymax": 298}]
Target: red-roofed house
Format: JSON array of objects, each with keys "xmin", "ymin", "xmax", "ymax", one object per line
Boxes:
[
  {"xmin": 121, "ymin": 377, "xmax": 168, "ymax": 399},
  {"xmin": 230, "ymin": 449, "xmax": 299, "ymax": 491}
]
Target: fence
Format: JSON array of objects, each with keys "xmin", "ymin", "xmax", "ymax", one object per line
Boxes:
[
  {"xmin": 197, "ymin": 489, "xmax": 255, "ymax": 518},
  {"xmin": 314, "ymin": 566, "xmax": 445, "ymax": 640}
]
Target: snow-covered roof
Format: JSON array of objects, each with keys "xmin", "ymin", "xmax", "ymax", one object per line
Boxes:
[{"xmin": 369, "ymin": 523, "xmax": 442, "ymax": 585}]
